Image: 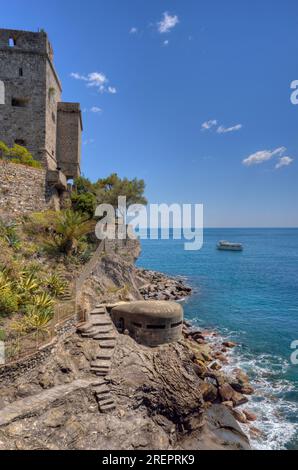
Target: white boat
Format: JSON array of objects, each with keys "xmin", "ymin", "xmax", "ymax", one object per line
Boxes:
[{"xmin": 217, "ymin": 240, "xmax": 243, "ymax": 251}]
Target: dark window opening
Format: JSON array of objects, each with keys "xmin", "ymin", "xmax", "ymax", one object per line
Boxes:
[
  {"xmin": 52, "ymin": 112, "xmax": 56, "ymax": 123},
  {"xmin": 116, "ymin": 318, "xmax": 125, "ymax": 333},
  {"xmin": 9, "ymin": 37, "xmax": 16, "ymax": 47},
  {"xmin": 12, "ymin": 97, "xmax": 29, "ymax": 107},
  {"xmin": 132, "ymin": 322, "xmax": 142, "ymax": 328},
  {"xmin": 19, "ymin": 68, "xmax": 23, "ymax": 77},
  {"xmin": 15, "ymin": 139, "xmax": 26, "ymax": 146},
  {"xmin": 146, "ymin": 324, "xmax": 166, "ymax": 330},
  {"xmin": 171, "ymin": 321, "xmax": 182, "ymax": 328}
]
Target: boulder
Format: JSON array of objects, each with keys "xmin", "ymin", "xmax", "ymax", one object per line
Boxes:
[
  {"xmin": 222, "ymin": 401, "xmax": 233, "ymax": 409},
  {"xmin": 232, "ymin": 409, "xmax": 247, "ymax": 424},
  {"xmin": 201, "ymin": 382, "xmax": 218, "ymax": 402},
  {"xmin": 222, "ymin": 341, "xmax": 237, "ymax": 348},
  {"xmin": 232, "ymin": 391, "xmax": 248, "ymax": 407},
  {"xmin": 243, "ymin": 409, "xmax": 257, "ymax": 421},
  {"xmin": 219, "ymin": 383, "xmax": 234, "ymax": 402}
]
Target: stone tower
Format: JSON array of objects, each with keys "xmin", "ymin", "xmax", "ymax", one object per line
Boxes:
[{"xmin": 0, "ymin": 28, "xmax": 82, "ymax": 190}]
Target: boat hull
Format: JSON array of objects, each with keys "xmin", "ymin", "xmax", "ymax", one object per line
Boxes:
[{"xmin": 217, "ymin": 245, "xmax": 243, "ymax": 251}]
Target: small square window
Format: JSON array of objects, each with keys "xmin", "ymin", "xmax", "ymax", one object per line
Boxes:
[
  {"xmin": 15, "ymin": 139, "xmax": 26, "ymax": 146},
  {"xmin": 12, "ymin": 97, "xmax": 28, "ymax": 107}
]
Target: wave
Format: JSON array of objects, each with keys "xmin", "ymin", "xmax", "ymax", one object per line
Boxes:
[{"xmin": 187, "ymin": 317, "xmax": 298, "ymax": 449}]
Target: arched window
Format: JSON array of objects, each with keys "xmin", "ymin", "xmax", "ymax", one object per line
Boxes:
[{"xmin": 0, "ymin": 81, "xmax": 4, "ymax": 104}]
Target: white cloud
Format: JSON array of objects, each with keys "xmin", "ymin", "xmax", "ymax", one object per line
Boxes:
[
  {"xmin": 217, "ymin": 124, "xmax": 242, "ymax": 134},
  {"xmin": 130, "ymin": 27, "xmax": 138, "ymax": 34},
  {"xmin": 163, "ymin": 40, "xmax": 169, "ymax": 46},
  {"xmin": 158, "ymin": 12, "xmax": 179, "ymax": 34},
  {"xmin": 201, "ymin": 119, "xmax": 217, "ymax": 131},
  {"xmin": 275, "ymin": 156, "xmax": 294, "ymax": 169},
  {"xmin": 108, "ymin": 86, "xmax": 117, "ymax": 94},
  {"xmin": 242, "ymin": 147, "xmax": 287, "ymax": 166},
  {"xmin": 90, "ymin": 106, "xmax": 102, "ymax": 113},
  {"xmin": 70, "ymin": 71, "xmax": 116, "ymax": 94}
]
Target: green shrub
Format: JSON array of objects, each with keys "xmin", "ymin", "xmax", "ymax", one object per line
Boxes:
[
  {"xmin": 45, "ymin": 273, "xmax": 67, "ymax": 298},
  {"xmin": 0, "ymin": 220, "xmax": 21, "ymax": 250},
  {"xmin": 71, "ymin": 192, "xmax": 97, "ymax": 218},
  {"xmin": 0, "ymin": 290, "xmax": 19, "ymax": 317},
  {"xmin": 0, "ymin": 141, "xmax": 42, "ymax": 168}
]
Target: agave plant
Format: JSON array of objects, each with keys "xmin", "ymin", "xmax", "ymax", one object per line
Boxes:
[
  {"xmin": 19, "ymin": 272, "xmax": 40, "ymax": 293},
  {"xmin": 24, "ymin": 310, "xmax": 53, "ymax": 334},
  {"xmin": 0, "ymin": 269, "xmax": 12, "ymax": 293},
  {"xmin": 0, "ymin": 220, "xmax": 21, "ymax": 249},
  {"xmin": 11, "ymin": 308, "xmax": 53, "ymax": 335},
  {"xmin": 31, "ymin": 292, "xmax": 54, "ymax": 310},
  {"xmin": 45, "ymin": 272, "xmax": 67, "ymax": 298}
]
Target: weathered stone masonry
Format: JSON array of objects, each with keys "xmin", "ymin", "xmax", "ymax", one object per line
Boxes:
[
  {"xmin": 0, "ymin": 28, "xmax": 83, "ymax": 211},
  {"xmin": 0, "ymin": 160, "xmax": 59, "ymax": 215}
]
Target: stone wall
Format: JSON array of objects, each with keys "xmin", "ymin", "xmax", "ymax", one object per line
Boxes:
[
  {"xmin": 0, "ymin": 160, "xmax": 59, "ymax": 216},
  {"xmin": 56, "ymin": 102, "xmax": 82, "ymax": 179}
]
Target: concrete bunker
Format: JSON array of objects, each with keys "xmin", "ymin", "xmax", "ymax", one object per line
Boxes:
[{"xmin": 110, "ymin": 300, "xmax": 183, "ymax": 347}]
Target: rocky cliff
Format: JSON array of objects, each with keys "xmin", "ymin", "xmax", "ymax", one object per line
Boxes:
[{"xmin": 0, "ymin": 240, "xmax": 253, "ymax": 450}]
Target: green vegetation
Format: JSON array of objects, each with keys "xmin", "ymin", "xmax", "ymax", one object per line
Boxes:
[
  {"xmin": 25, "ymin": 209, "xmax": 95, "ymax": 257},
  {"xmin": 0, "ymin": 141, "xmax": 42, "ymax": 168},
  {"xmin": 71, "ymin": 173, "xmax": 147, "ymax": 218},
  {"xmin": 0, "ymin": 161, "xmax": 147, "ymax": 341}
]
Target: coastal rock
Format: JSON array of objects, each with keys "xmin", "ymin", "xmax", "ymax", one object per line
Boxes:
[
  {"xmin": 231, "ymin": 391, "xmax": 248, "ymax": 407},
  {"xmin": 232, "ymin": 409, "xmax": 247, "ymax": 424},
  {"xmin": 219, "ymin": 383, "xmax": 234, "ymax": 402},
  {"xmin": 219, "ymin": 384, "xmax": 248, "ymax": 407},
  {"xmin": 203, "ymin": 405, "xmax": 250, "ymax": 450},
  {"xmin": 222, "ymin": 401, "xmax": 233, "ymax": 409},
  {"xmin": 243, "ymin": 409, "xmax": 257, "ymax": 421},
  {"xmin": 222, "ymin": 341, "xmax": 237, "ymax": 348},
  {"xmin": 201, "ymin": 382, "xmax": 218, "ymax": 402}
]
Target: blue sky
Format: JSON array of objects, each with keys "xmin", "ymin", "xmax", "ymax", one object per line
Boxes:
[{"xmin": 2, "ymin": 0, "xmax": 298, "ymax": 226}]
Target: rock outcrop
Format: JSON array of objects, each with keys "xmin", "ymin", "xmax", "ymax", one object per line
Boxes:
[{"xmin": 0, "ymin": 323, "xmax": 250, "ymax": 450}]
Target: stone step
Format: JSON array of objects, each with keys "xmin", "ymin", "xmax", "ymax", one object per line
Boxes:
[
  {"xmin": 91, "ymin": 379, "xmax": 106, "ymax": 387},
  {"xmin": 90, "ymin": 361, "xmax": 110, "ymax": 369},
  {"xmin": 90, "ymin": 316, "xmax": 111, "ymax": 326},
  {"xmin": 98, "ymin": 340, "xmax": 116, "ymax": 349},
  {"xmin": 81, "ymin": 328, "xmax": 101, "ymax": 338},
  {"xmin": 98, "ymin": 397, "xmax": 114, "ymax": 407},
  {"xmin": 96, "ymin": 393, "xmax": 111, "ymax": 402},
  {"xmin": 90, "ymin": 320, "xmax": 113, "ymax": 327},
  {"xmin": 91, "ymin": 307, "xmax": 106, "ymax": 314},
  {"xmin": 91, "ymin": 369, "xmax": 110, "ymax": 376},
  {"xmin": 93, "ymin": 333, "xmax": 116, "ymax": 341},
  {"xmin": 92, "ymin": 325, "xmax": 113, "ymax": 333},
  {"xmin": 93, "ymin": 384, "xmax": 110, "ymax": 394},
  {"xmin": 96, "ymin": 352, "xmax": 113, "ymax": 360},
  {"xmin": 77, "ymin": 322, "xmax": 93, "ymax": 333},
  {"xmin": 100, "ymin": 403, "xmax": 116, "ymax": 413}
]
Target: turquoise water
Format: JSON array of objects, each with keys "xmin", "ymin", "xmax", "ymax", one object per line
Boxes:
[{"xmin": 136, "ymin": 228, "xmax": 298, "ymax": 449}]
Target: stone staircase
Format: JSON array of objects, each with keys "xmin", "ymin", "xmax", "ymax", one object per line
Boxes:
[{"xmin": 77, "ymin": 305, "xmax": 117, "ymax": 413}]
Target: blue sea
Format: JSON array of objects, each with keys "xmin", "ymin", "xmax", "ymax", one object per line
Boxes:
[{"xmin": 136, "ymin": 228, "xmax": 298, "ymax": 450}]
